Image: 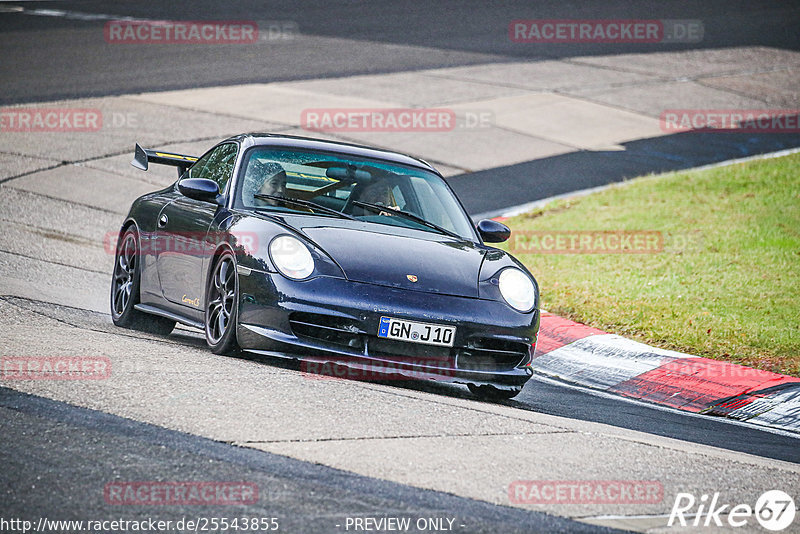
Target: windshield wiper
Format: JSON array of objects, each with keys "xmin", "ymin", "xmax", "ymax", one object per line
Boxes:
[
  {"xmin": 253, "ymin": 194, "xmax": 357, "ymax": 220},
  {"xmin": 352, "ymin": 201, "xmax": 462, "ymax": 240}
]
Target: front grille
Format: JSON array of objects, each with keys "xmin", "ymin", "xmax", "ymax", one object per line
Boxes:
[
  {"xmin": 288, "ymin": 312, "xmax": 529, "ymax": 374},
  {"xmin": 289, "ymin": 312, "xmax": 364, "ymax": 351},
  {"xmin": 456, "ymin": 338, "xmax": 529, "ymax": 372}
]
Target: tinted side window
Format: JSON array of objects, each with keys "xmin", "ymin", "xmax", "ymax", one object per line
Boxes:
[{"xmin": 189, "ymin": 143, "xmax": 238, "ymax": 193}]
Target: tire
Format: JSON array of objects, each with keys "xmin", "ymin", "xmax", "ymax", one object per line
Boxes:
[
  {"xmin": 110, "ymin": 227, "xmax": 176, "ymax": 335},
  {"xmin": 468, "ymin": 383, "xmax": 523, "ymax": 400},
  {"xmin": 205, "ymin": 250, "xmax": 241, "ymax": 355}
]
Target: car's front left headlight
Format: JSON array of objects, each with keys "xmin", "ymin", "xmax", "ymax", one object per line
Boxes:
[
  {"xmin": 498, "ymin": 267, "xmax": 536, "ymax": 312},
  {"xmin": 269, "ymin": 235, "xmax": 315, "ymax": 280}
]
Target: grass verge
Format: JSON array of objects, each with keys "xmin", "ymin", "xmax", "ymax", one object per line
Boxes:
[{"xmin": 500, "ymin": 152, "xmax": 800, "ymax": 376}]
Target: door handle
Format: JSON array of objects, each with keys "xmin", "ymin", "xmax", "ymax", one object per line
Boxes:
[{"xmin": 158, "ymin": 214, "xmax": 168, "ymax": 228}]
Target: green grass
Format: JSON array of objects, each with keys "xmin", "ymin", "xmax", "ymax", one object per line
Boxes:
[{"xmin": 499, "ymin": 153, "xmax": 800, "ymax": 376}]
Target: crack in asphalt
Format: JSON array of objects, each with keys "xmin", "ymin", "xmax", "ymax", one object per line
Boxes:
[
  {"xmin": 119, "ymin": 95, "xmax": 301, "ymax": 128},
  {"xmin": 423, "ymin": 70, "xmax": 665, "ymax": 96},
  {"xmin": 424, "ymin": 59, "xmax": 790, "ymax": 122},
  {"xmin": 0, "ymin": 183, "xmax": 124, "ymax": 217},
  {"xmin": 234, "ymin": 429, "xmax": 575, "ymax": 445},
  {"xmin": 0, "ymin": 215, "xmax": 111, "ymax": 247},
  {"xmin": 2, "ymin": 183, "xmax": 126, "ymax": 215},
  {"xmin": 0, "ymin": 161, "xmax": 64, "ymax": 185},
  {"xmin": 0, "ymin": 134, "xmax": 232, "ymax": 185},
  {"xmin": 0, "ymin": 249, "xmax": 107, "ymax": 275},
  {"xmin": 564, "ymin": 57, "xmax": 794, "ymax": 84},
  {"xmin": 0, "ymin": 295, "xmax": 191, "ymax": 346}
]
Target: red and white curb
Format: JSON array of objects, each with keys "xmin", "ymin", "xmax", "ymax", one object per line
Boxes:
[{"xmin": 534, "ymin": 313, "xmax": 800, "ymax": 433}]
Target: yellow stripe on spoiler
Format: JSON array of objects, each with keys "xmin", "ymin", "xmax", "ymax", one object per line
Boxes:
[{"xmin": 154, "ymin": 152, "xmax": 198, "ymax": 162}]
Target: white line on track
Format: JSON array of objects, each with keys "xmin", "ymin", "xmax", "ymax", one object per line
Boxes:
[{"xmin": 4, "ymin": 5, "xmax": 153, "ymax": 21}]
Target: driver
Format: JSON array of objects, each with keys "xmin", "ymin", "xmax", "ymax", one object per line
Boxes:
[
  {"xmin": 358, "ymin": 180, "xmax": 398, "ymax": 215},
  {"xmin": 241, "ymin": 159, "xmax": 287, "ymax": 207}
]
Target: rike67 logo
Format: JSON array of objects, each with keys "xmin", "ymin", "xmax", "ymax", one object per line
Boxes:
[{"xmin": 669, "ymin": 490, "xmax": 796, "ymax": 531}]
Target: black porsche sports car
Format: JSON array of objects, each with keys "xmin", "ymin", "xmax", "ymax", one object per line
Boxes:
[{"xmin": 111, "ymin": 134, "xmax": 539, "ymax": 399}]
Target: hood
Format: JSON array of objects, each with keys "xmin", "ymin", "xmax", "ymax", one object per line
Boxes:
[{"xmin": 298, "ymin": 222, "xmax": 485, "ymax": 298}]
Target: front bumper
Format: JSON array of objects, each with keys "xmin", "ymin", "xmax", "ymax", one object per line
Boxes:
[{"xmin": 236, "ymin": 272, "xmax": 539, "ymax": 388}]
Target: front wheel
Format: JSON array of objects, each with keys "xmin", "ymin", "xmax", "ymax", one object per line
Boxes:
[
  {"xmin": 468, "ymin": 383, "xmax": 523, "ymax": 400},
  {"xmin": 205, "ymin": 251, "xmax": 240, "ymax": 354}
]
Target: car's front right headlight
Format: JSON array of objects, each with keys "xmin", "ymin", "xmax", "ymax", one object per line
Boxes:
[
  {"xmin": 269, "ymin": 235, "xmax": 315, "ymax": 280},
  {"xmin": 498, "ymin": 267, "xmax": 536, "ymax": 312}
]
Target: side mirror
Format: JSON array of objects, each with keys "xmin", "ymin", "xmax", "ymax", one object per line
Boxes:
[
  {"xmin": 476, "ymin": 219, "xmax": 511, "ymax": 243},
  {"xmin": 178, "ymin": 178, "xmax": 220, "ymax": 203}
]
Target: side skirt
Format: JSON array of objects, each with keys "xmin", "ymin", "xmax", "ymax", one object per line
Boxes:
[{"xmin": 134, "ymin": 304, "xmax": 204, "ymax": 330}]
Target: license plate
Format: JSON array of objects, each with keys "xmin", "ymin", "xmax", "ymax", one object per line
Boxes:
[{"xmin": 377, "ymin": 317, "xmax": 455, "ymax": 347}]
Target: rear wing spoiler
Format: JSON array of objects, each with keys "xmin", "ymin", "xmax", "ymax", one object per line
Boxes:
[{"xmin": 131, "ymin": 143, "xmax": 199, "ymax": 177}]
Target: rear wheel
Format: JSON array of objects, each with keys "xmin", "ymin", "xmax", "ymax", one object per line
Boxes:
[
  {"xmin": 205, "ymin": 251, "xmax": 240, "ymax": 354},
  {"xmin": 468, "ymin": 383, "xmax": 523, "ymax": 400},
  {"xmin": 110, "ymin": 227, "xmax": 175, "ymax": 335}
]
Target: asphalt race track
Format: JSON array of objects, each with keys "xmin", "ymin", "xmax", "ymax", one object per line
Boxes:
[
  {"xmin": 1, "ymin": 0, "xmax": 799, "ymax": 105},
  {"xmin": 1, "ymin": 2, "xmax": 799, "ymax": 533},
  {"xmin": 0, "ymin": 386, "xmax": 613, "ymax": 534}
]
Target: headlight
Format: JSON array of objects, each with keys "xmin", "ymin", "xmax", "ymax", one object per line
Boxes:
[
  {"xmin": 269, "ymin": 235, "xmax": 314, "ymax": 280},
  {"xmin": 498, "ymin": 268, "xmax": 536, "ymax": 312}
]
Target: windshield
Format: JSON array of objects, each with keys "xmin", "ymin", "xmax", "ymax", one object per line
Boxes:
[{"xmin": 234, "ymin": 147, "xmax": 476, "ymax": 240}]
